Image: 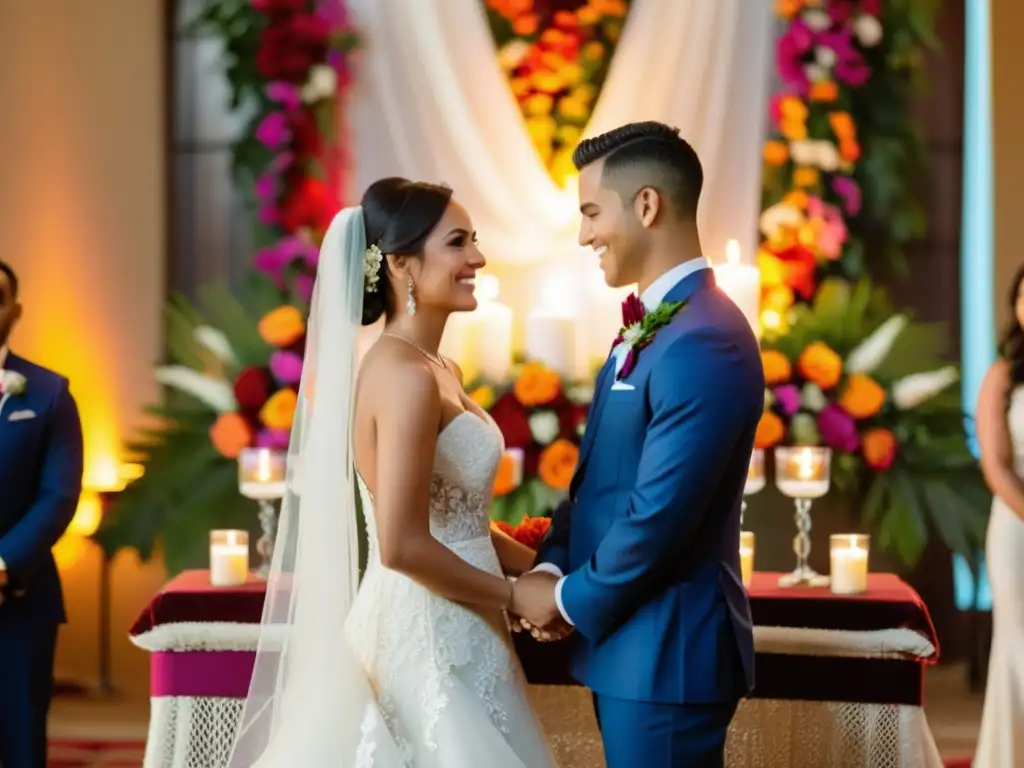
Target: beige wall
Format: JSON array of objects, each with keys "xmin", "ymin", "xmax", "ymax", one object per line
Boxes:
[
  {"xmin": 0, "ymin": 0, "xmax": 168, "ymax": 697},
  {"xmin": 994, "ymin": 0, "xmax": 1024, "ymax": 329}
]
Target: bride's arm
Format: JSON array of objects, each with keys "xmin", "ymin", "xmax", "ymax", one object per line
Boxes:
[
  {"xmin": 978, "ymin": 360, "xmax": 1024, "ymax": 520},
  {"xmin": 490, "ymin": 526, "xmax": 536, "ymax": 577},
  {"xmin": 373, "ymin": 360, "xmax": 514, "ymax": 610}
]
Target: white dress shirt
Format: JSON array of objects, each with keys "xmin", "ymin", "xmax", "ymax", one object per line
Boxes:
[{"xmin": 534, "ymin": 258, "xmax": 710, "ymax": 624}]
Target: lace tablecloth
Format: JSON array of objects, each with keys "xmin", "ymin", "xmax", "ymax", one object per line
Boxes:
[{"xmin": 132, "ymin": 571, "xmax": 945, "ymax": 768}]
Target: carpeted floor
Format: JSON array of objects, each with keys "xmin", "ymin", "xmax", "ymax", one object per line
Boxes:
[{"xmin": 47, "ymin": 739, "xmax": 146, "ymax": 767}]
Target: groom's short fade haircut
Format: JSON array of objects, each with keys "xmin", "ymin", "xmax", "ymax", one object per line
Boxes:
[
  {"xmin": 572, "ymin": 121, "xmax": 703, "ymax": 219},
  {"xmin": 0, "ymin": 261, "xmax": 17, "ymax": 297}
]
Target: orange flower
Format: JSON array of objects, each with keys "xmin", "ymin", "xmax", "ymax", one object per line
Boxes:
[
  {"xmin": 754, "ymin": 411, "xmax": 785, "ymax": 450},
  {"xmin": 260, "ymin": 388, "xmax": 298, "ymax": 431},
  {"xmin": 794, "ymin": 167, "xmax": 819, "ymax": 188},
  {"xmin": 492, "ymin": 452, "xmax": 520, "ymax": 497},
  {"xmin": 538, "ymin": 439, "xmax": 579, "ymax": 489},
  {"xmin": 512, "ymin": 515, "xmax": 553, "ymax": 550},
  {"xmin": 763, "ymin": 140, "xmax": 789, "ymax": 166},
  {"xmin": 828, "ymin": 112, "xmax": 856, "ymax": 142},
  {"xmin": 209, "ymin": 413, "xmax": 253, "ymax": 459},
  {"xmin": 810, "ymin": 80, "xmax": 838, "ymax": 102},
  {"xmin": 512, "ymin": 13, "xmax": 540, "ymax": 35},
  {"xmin": 775, "ymin": 0, "xmax": 804, "ymax": 18},
  {"xmin": 513, "ymin": 362, "xmax": 561, "ymax": 406},
  {"xmin": 784, "ymin": 189, "xmax": 809, "ymax": 209},
  {"xmin": 258, "ymin": 306, "xmax": 305, "ymax": 347},
  {"xmin": 839, "ymin": 374, "xmax": 886, "ymax": 419},
  {"xmin": 761, "ymin": 350, "xmax": 792, "ymax": 385},
  {"xmin": 763, "ymin": 284, "xmax": 795, "ymax": 314},
  {"xmin": 862, "ymin": 428, "xmax": 897, "ymax": 471},
  {"xmin": 839, "ymin": 139, "xmax": 861, "ymax": 163},
  {"xmin": 797, "ymin": 342, "xmax": 843, "ymax": 390},
  {"xmin": 491, "ymin": 520, "xmax": 515, "ymax": 536}
]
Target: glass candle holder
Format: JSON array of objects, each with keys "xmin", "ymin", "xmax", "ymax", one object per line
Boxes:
[
  {"xmin": 741, "ymin": 448, "xmax": 765, "ymax": 525},
  {"xmin": 238, "ymin": 448, "xmax": 287, "ymax": 578},
  {"xmin": 830, "ymin": 534, "xmax": 869, "ymax": 595},
  {"xmin": 739, "ymin": 531, "xmax": 755, "ymax": 589},
  {"xmin": 209, "ymin": 530, "xmax": 249, "ymax": 587},
  {"xmin": 774, "ymin": 446, "xmax": 832, "ymax": 588}
]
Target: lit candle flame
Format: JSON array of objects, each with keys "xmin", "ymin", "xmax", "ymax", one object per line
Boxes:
[
  {"xmin": 257, "ymin": 450, "xmax": 271, "ymax": 482},
  {"xmin": 796, "ymin": 449, "xmax": 815, "ymax": 479}
]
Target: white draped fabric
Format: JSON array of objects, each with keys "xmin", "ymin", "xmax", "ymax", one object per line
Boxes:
[{"xmin": 346, "ymin": 0, "xmax": 774, "ymax": 270}]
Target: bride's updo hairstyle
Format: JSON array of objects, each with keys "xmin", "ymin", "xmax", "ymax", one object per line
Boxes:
[{"xmin": 360, "ymin": 177, "xmax": 454, "ymax": 326}]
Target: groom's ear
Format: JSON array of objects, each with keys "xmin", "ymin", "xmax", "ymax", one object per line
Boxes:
[{"xmin": 634, "ymin": 186, "xmax": 662, "ymax": 228}]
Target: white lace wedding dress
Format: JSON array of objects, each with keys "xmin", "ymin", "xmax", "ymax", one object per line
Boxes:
[
  {"xmin": 343, "ymin": 410, "xmax": 557, "ymax": 767},
  {"xmin": 974, "ymin": 387, "xmax": 1024, "ymax": 766}
]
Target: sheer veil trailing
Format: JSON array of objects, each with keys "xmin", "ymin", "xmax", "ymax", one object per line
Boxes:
[{"xmin": 227, "ymin": 207, "xmax": 392, "ymax": 766}]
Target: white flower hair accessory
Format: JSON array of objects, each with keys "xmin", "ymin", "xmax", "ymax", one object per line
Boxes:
[{"xmin": 364, "ymin": 243, "xmax": 383, "ymax": 293}]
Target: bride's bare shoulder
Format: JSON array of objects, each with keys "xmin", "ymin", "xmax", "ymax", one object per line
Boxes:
[{"xmin": 358, "ymin": 338, "xmax": 440, "ymax": 405}]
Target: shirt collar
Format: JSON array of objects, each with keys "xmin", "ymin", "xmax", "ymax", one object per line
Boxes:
[{"xmin": 640, "ymin": 257, "xmax": 709, "ymax": 311}]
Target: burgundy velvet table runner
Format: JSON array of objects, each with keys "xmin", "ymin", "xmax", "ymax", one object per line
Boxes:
[{"xmin": 133, "ymin": 570, "xmax": 938, "ymax": 705}]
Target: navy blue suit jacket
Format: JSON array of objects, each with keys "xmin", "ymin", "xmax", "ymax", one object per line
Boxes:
[
  {"xmin": 0, "ymin": 352, "xmax": 83, "ymax": 624},
  {"xmin": 537, "ymin": 269, "xmax": 763, "ymax": 705}
]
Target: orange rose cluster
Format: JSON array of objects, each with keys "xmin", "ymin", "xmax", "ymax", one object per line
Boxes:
[
  {"xmin": 493, "ymin": 515, "xmax": 553, "ymax": 551},
  {"xmin": 755, "ymin": 344, "xmax": 897, "ymax": 473}
]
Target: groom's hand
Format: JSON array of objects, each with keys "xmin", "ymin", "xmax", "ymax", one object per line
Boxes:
[{"xmin": 510, "ymin": 571, "xmax": 562, "ymax": 632}]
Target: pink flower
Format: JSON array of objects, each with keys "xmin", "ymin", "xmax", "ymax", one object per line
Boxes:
[
  {"xmin": 255, "ymin": 236, "xmax": 319, "ymax": 279},
  {"xmin": 820, "ymin": 30, "xmax": 871, "ymax": 87},
  {"xmin": 270, "ymin": 350, "xmax": 304, "ymax": 385},
  {"xmin": 807, "ymin": 197, "xmax": 848, "ymax": 260},
  {"xmin": 295, "ymin": 273, "xmax": 315, "ymax": 303},
  {"xmin": 777, "ymin": 20, "xmax": 815, "ymax": 96},
  {"xmin": 265, "ymin": 81, "xmax": 301, "ymax": 109},
  {"xmin": 269, "ymin": 150, "xmax": 294, "ymax": 174},
  {"xmin": 255, "ymin": 112, "xmax": 290, "ymax": 149},
  {"xmin": 832, "ymin": 176, "xmax": 862, "ymax": 216},
  {"xmin": 255, "ymin": 173, "xmax": 277, "ymax": 201},
  {"xmin": 773, "ymin": 385, "xmax": 801, "ymax": 417},
  {"xmin": 817, "ymin": 403, "xmax": 861, "ymax": 454},
  {"xmin": 255, "ymin": 428, "xmax": 291, "ymax": 450},
  {"xmin": 259, "ymin": 204, "xmax": 278, "ymax": 226}
]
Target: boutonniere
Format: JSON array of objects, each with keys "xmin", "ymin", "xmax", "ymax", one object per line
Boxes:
[
  {"xmin": 612, "ymin": 296, "xmax": 687, "ymax": 380},
  {"xmin": 0, "ymin": 369, "xmax": 26, "ymax": 396}
]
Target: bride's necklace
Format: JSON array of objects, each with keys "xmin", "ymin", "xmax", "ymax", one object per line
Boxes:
[{"xmin": 382, "ymin": 332, "xmax": 446, "ymax": 370}]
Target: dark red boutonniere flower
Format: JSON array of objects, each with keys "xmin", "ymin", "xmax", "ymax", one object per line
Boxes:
[{"xmin": 610, "ymin": 299, "xmax": 687, "ymax": 380}]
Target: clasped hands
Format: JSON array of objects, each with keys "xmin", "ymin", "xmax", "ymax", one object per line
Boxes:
[{"xmin": 507, "ymin": 571, "xmax": 572, "ymax": 642}]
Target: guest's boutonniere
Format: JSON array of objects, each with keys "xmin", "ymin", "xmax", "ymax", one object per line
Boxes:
[
  {"xmin": 0, "ymin": 370, "xmax": 26, "ymax": 397},
  {"xmin": 612, "ymin": 296, "xmax": 687, "ymax": 380}
]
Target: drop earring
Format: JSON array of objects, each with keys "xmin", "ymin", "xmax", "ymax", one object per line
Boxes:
[{"xmin": 406, "ymin": 273, "xmax": 416, "ymax": 316}]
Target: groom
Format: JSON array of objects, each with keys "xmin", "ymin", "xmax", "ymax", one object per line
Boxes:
[
  {"xmin": 511, "ymin": 122, "xmax": 763, "ymax": 766},
  {"xmin": 0, "ymin": 261, "xmax": 84, "ymax": 768}
]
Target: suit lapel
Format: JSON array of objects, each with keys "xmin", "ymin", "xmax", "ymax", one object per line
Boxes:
[
  {"xmin": 0, "ymin": 353, "xmax": 29, "ymax": 422},
  {"xmin": 569, "ymin": 356, "xmax": 615, "ymax": 499}
]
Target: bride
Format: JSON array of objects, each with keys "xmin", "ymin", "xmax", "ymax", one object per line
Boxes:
[{"xmin": 225, "ymin": 178, "xmax": 558, "ymax": 767}]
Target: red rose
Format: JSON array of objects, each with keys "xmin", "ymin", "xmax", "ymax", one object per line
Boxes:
[
  {"xmin": 514, "ymin": 516, "xmax": 552, "ymax": 550},
  {"xmin": 234, "ymin": 367, "xmax": 274, "ymax": 412},
  {"xmin": 489, "ymin": 392, "xmax": 532, "ymax": 450},
  {"xmin": 773, "ymin": 243, "xmax": 818, "ymax": 300},
  {"xmin": 551, "ymin": 393, "xmax": 586, "ymax": 441},
  {"xmin": 252, "ymin": 0, "xmax": 310, "ymax": 16},
  {"xmin": 277, "ymin": 176, "xmax": 334, "ymax": 233},
  {"xmin": 288, "ymin": 108, "xmax": 322, "ymax": 159},
  {"xmin": 255, "ymin": 15, "xmax": 330, "ymax": 81}
]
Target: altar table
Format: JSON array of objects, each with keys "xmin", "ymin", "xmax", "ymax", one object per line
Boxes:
[{"xmin": 132, "ymin": 570, "xmax": 944, "ymax": 767}]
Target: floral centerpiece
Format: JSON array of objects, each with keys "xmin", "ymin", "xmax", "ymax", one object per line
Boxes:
[
  {"xmin": 484, "ymin": 0, "xmax": 632, "ymax": 185},
  {"xmin": 757, "ymin": 278, "xmax": 989, "ymax": 565},
  {"xmin": 469, "ymin": 361, "xmax": 592, "ymax": 524}
]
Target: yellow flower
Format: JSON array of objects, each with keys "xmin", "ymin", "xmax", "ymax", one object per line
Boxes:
[
  {"xmin": 794, "ymin": 167, "xmax": 819, "ymax": 188},
  {"xmin": 470, "ymin": 385, "xmax": 495, "ymax": 410},
  {"xmin": 783, "ymin": 190, "xmax": 809, "ymax": 209},
  {"xmin": 551, "ymin": 147, "xmax": 578, "ymax": 186},
  {"xmin": 530, "ymin": 70, "xmax": 565, "ymax": 94},
  {"xmin": 757, "ymin": 249, "xmax": 786, "ymax": 288},
  {"xmin": 763, "ymin": 284, "xmax": 795, "ymax": 313},
  {"xmin": 581, "ymin": 40, "xmax": 605, "ymax": 60},
  {"xmin": 510, "ymin": 77, "xmax": 531, "ymax": 98},
  {"xmin": 260, "ymin": 389, "xmax": 298, "ymax": 431},
  {"xmin": 557, "ymin": 124, "xmax": 583, "ymax": 144},
  {"xmin": 526, "ymin": 115, "xmax": 557, "ymax": 143},
  {"xmin": 557, "ymin": 96, "xmax": 588, "ymax": 121},
  {"xmin": 524, "ymin": 93, "xmax": 554, "ymax": 117}
]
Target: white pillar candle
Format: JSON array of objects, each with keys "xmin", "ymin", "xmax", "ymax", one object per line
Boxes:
[
  {"xmin": 830, "ymin": 534, "xmax": 869, "ymax": 595},
  {"xmin": 210, "ymin": 530, "xmax": 249, "ymax": 587},
  {"xmin": 440, "ymin": 311, "xmax": 477, "ymax": 382},
  {"xmin": 525, "ymin": 310, "xmax": 578, "ymax": 378},
  {"xmin": 713, "ymin": 239, "xmax": 761, "ymax": 337},
  {"xmin": 739, "ymin": 531, "xmax": 755, "ymax": 589},
  {"xmin": 471, "ymin": 276, "xmax": 514, "ymax": 382}
]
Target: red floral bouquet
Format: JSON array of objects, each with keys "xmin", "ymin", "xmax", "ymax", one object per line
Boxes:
[{"xmin": 492, "ymin": 516, "xmax": 553, "ymax": 551}]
